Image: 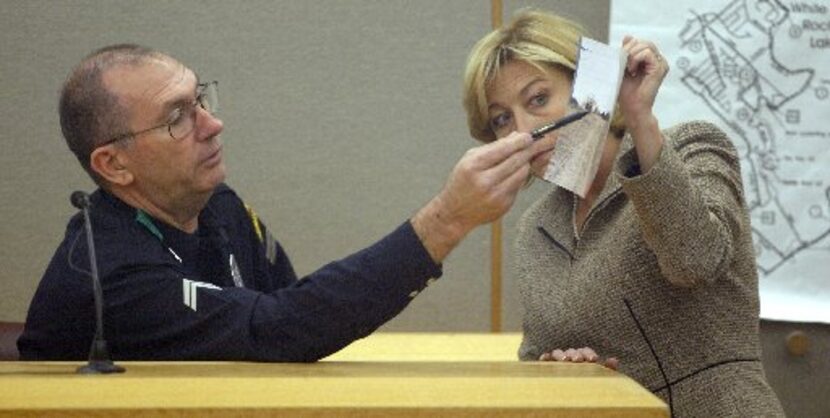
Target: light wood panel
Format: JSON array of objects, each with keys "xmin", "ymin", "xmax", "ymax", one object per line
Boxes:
[
  {"xmin": 0, "ymin": 362, "xmax": 666, "ymax": 417},
  {"xmin": 0, "ymin": 333, "xmax": 667, "ymax": 418}
]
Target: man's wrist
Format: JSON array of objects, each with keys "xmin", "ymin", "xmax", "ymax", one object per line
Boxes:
[{"xmin": 410, "ymin": 195, "xmax": 469, "ymax": 263}]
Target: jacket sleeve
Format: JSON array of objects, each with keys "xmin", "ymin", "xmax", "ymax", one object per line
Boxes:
[
  {"xmin": 615, "ymin": 121, "xmax": 750, "ymax": 288},
  {"xmin": 104, "ymin": 221, "xmax": 441, "ymax": 361}
]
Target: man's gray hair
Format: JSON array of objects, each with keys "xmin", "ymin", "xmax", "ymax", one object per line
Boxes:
[{"xmin": 59, "ymin": 44, "xmax": 166, "ymax": 183}]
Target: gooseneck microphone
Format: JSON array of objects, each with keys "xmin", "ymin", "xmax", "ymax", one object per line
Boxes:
[{"xmin": 70, "ymin": 191, "xmax": 125, "ymax": 374}]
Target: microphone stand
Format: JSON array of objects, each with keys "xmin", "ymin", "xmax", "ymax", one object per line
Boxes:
[{"xmin": 72, "ymin": 191, "xmax": 125, "ymax": 374}]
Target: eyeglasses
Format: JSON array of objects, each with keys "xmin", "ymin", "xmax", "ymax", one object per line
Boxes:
[{"xmin": 98, "ymin": 81, "xmax": 219, "ymax": 147}]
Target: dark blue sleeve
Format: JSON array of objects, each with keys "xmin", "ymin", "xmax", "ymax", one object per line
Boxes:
[
  {"xmin": 104, "ymin": 221, "xmax": 441, "ymax": 361},
  {"xmin": 248, "ymin": 221, "xmax": 442, "ymax": 361}
]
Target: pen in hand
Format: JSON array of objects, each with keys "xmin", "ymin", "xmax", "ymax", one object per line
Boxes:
[{"xmin": 531, "ymin": 110, "xmax": 591, "ymax": 141}]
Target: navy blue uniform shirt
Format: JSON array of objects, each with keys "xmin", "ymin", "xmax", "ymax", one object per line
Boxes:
[{"xmin": 18, "ymin": 184, "xmax": 441, "ymax": 361}]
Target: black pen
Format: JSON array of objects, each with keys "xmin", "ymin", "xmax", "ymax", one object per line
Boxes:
[{"xmin": 531, "ymin": 110, "xmax": 591, "ymax": 140}]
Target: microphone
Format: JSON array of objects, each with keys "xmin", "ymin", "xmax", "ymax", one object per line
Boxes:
[
  {"xmin": 70, "ymin": 191, "xmax": 89, "ymax": 210},
  {"xmin": 70, "ymin": 191, "xmax": 125, "ymax": 374}
]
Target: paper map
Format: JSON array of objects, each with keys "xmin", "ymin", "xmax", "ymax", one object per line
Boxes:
[{"xmin": 612, "ymin": 0, "xmax": 830, "ymax": 322}]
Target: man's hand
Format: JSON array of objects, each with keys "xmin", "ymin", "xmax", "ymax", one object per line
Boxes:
[
  {"xmin": 539, "ymin": 347, "xmax": 619, "ymax": 370},
  {"xmin": 411, "ymin": 132, "xmax": 534, "ymax": 262}
]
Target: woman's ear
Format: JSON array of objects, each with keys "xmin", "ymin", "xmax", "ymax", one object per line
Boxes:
[{"xmin": 89, "ymin": 145, "xmax": 134, "ymax": 186}]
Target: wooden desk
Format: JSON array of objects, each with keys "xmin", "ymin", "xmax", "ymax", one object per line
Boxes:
[
  {"xmin": 0, "ymin": 333, "xmax": 667, "ymax": 417},
  {"xmin": 324, "ymin": 332, "xmax": 525, "ymax": 361}
]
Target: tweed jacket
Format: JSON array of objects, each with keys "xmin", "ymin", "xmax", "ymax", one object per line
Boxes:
[{"xmin": 514, "ymin": 121, "xmax": 784, "ymax": 417}]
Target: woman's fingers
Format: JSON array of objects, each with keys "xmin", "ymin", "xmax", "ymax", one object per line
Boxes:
[
  {"xmin": 623, "ymin": 38, "xmax": 666, "ymax": 77},
  {"xmin": 539, "ymin": 347, "xmax": 617, "ymax": 370},
  {"xmin": 579, "ymin": 347, "xmax": 598, "ymax": 362},
  {"xmin": 564, "ymin": 348, "xmax": 583, "ymax": 362}
]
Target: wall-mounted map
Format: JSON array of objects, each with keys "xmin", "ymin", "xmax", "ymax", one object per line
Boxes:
[{"xmin": 612, "ymin": 0, "xmax": 830, "ymax": 323}]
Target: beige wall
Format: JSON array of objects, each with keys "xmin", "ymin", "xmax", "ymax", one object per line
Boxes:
[
  {"xmin": 0, "ymin": 0, "xmax": 608, "ymax": 330},
  {"xmin": 761, "ymin": 320, "xmax": 830, "ymax": 417}
]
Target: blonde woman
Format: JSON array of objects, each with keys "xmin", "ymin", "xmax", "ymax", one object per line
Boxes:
[{"xmin": 462, "ymin": 9, "xmax": 784, "ymax": 417}]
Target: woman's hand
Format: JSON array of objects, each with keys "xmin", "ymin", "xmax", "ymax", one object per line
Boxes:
[
  {"xmin": 538, "ymin": 347, "xmax": 619, "ymax": 370},
  {"xmin": 619, "ymin": 36, "xmax": 668, "ymax": 127},
  {"xmin": 618, "ymin": 36, "xmax": 670, "ymax": 173}
]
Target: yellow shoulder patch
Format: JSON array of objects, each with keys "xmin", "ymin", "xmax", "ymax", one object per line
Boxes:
[{"xmin": 244, "ymin": 203, "xmax": 264, "ymax": 243}]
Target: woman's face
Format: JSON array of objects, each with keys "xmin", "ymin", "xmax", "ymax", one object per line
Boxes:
[{"xmin": 486, "ymin": 60, "xmax": 571, "ymax": 178}]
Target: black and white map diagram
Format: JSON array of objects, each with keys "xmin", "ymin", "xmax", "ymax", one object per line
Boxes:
[{"xmin": 612, "ymin": 0, "xmax": 830, "ymax": 322}]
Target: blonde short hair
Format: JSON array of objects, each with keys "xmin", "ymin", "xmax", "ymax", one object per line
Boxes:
[{"xmin": 462, "ymin": 9, "xmax": 625, "ymax": 143}]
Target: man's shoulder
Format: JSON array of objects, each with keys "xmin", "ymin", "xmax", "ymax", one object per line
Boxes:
[
  {"xmin": 66, "ymin": 189, "xmax": 174, "ymax": 276},
  {"xmin": 205, "ymin": 183, "xmax": 264, "ymax": 240}
]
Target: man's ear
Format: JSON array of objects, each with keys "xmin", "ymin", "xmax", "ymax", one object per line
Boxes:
[{"xmin": 90, "ymin": 145, "xmax": 134, "ymax": 186}]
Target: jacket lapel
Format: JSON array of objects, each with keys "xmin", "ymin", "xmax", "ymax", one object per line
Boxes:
[
  {"xmin": 535, "ymin": 187, "xmax": 577, "ymax": 260},
  {"xmin": 534, "ymin": 133, "xmax": 635, "ymax": 255}
]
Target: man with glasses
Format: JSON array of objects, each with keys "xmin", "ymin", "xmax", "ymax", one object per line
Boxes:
[{"xmin": 18, "ymin": 44, "xmax": 540, "ymax": 361}]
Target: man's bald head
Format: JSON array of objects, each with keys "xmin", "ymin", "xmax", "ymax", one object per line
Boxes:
[{"xmin": 59, "ymin": 44, "xmax": 177, "ymax": 183}]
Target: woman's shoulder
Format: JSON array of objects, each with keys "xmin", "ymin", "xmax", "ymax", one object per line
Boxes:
[
  {"xmin": 660, "ymin": 120, "xmax": 742, "ymax": 168},
  {"xmin": 662, "ymin": 120, "xmax": 735, "ymax": 151}
]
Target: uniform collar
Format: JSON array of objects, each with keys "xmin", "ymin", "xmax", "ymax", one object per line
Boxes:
[{"xmin": 95, "ymin": 188, "xmax": 225, "ymax": 247}]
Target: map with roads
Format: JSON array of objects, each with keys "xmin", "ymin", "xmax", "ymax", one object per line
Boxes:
[{"xmin": 612, "ymin": 0, "xmax": 830, "ymax": 322}]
